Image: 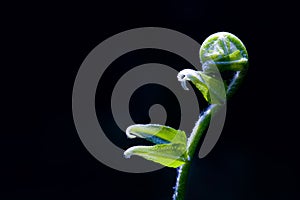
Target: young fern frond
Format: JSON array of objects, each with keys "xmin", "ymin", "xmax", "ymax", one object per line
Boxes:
[{"xmin": 123, "ymin": 32, "xmax": 249, "ymax": 200}]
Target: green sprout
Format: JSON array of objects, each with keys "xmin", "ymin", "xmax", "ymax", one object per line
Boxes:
[{"xmin": 124, "ymin": 32, "xmax": 249, "ymax": 200}]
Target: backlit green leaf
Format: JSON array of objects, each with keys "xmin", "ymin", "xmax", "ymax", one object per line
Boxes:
[
  {"xmin": 126, "ymin": 124, "xmax": 186, "ymax": 145},
  {"xmin": 124, "ymin": 124, "xmax": 188, "ymax": 168},
  {"xmin": 177, "ymin": 69, "xmax": 226, "ymax": 104},
  {"xmin": 177, "ymin": 69, "xmax": 209, "ymax": 102},
  {"xmin": 124, "ymin": 143, "xmax": 188, "ymax": 168},
  {"xmin": 197, "ymin": 71, "xmax": 226, "ymax": 104}
]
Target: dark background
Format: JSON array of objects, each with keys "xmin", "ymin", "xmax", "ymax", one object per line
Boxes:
[{"xmin": 2, "ymin": 1, "xmax": 298, "ymax": 200}]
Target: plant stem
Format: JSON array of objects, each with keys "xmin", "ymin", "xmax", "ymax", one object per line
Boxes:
[
  {"xmin": 173, "ymin": 104, "xmax": 216, "ymax": 200},
  {"xmin": 173, "ymin": 162, "xmax": 191, "ymax": 200},
  {"xmin": 172, "ymin": 68, "xmax": 248, "ymax": 200}
]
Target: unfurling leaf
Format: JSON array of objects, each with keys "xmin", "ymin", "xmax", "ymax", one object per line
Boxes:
[
  {"xmin": 196, "ymin": 71, "xmax": 226, "ymax": 104},
  {"xmin": 199, "ymin": 32, "xmax": 248, "ymax": 73},
  {"xmin": 124, "ymin": 124, "xmax": 188, "ymax": 168},
  {"xmin": 177, "ymin": 69, "xmax": 210, "ymax": 102},
  {"xmin": 177, "ymin": 69, "xmax": 226, "ymax": 104},
  {"xmin": 126, "ymin": 124, "xmax": 186, "ymax": 144}
]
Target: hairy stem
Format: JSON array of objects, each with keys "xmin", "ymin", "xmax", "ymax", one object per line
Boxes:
[{"xmin": 173, "ymin": 105, "xmax": 215, "ymax": 200}]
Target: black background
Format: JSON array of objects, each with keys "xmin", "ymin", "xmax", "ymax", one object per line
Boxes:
[{"xmin": 2, "ymin": 1, "xmax": 299, "ymax": 200}]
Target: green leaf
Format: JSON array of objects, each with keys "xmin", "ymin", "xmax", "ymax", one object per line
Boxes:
[
  {"xmin": 177, "ymin": 69, "xmax": 210, "ymax": 102},
  {"xmin": 197, "ymin": 71, "xmax": 226, "ymax": 104},
  {"xmin": 177, "ymin": 69, "xmax": 226, "ymax": 104},
  {"xmin": 126, "ymin": 124, "xmax": 186, "ymax": 145},
  {"xmin": 124, "ymin": 143, "xmax": 188, "ymax": 168},
  {"xmin": 124, "ymin": 124, "xmax": 188, "ymax": 168}
]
